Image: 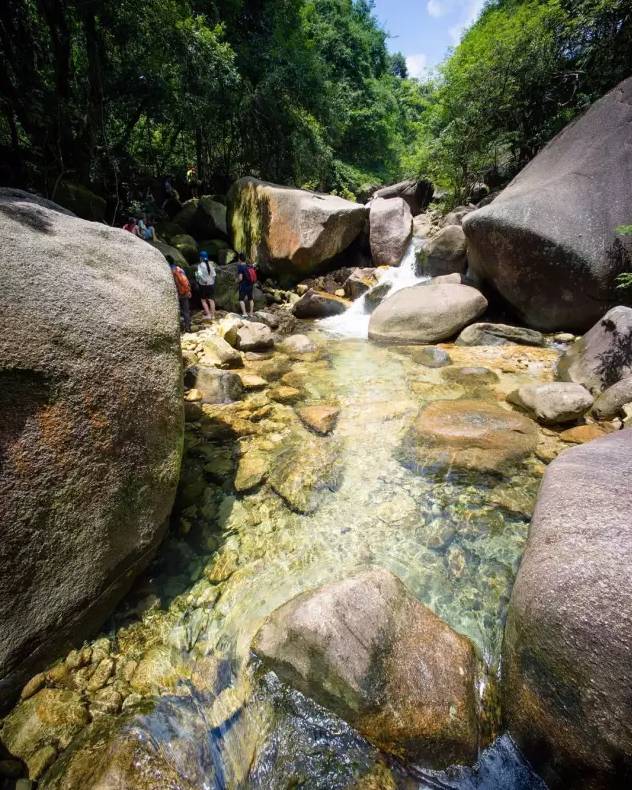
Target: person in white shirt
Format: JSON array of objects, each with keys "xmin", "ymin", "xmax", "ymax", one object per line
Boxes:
[{"xmin": 196, "ymin": 250, "xmax": 216, "ymax": 321}]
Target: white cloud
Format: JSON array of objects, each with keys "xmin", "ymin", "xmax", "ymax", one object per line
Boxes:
[
  {"xmin": 427, "ymin": 0, "xmax": 446, "ymax": 18},
  {"xmin": 447, "ymin": 0, "xmax": 487, "ymax": 44},
  {"xmin": 406, "ymin": 53, "xmax": 430, "ymax": 79}
]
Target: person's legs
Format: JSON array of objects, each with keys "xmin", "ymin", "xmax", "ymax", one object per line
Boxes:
[
  {"xmin": 209, "ymin": 298, "xmax": 215, "ymax": 320},
  {"xmin": 239, "ymin": 299, "xmax": 247, "ymax": 316},
  {"xmin": 248, "ymin": 296, "xmax": 254, "ymax": 316},
  {"xmin": 179, "ymin": 296, "xmax": 191, "ymax": 333},
  {"xmin": 201, "ymin": 298, "xmax": 212, "ymax": 319}
]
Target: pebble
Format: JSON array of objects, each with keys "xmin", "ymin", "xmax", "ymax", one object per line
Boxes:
[
  {"xmin": 20, "ymin": 673, "xmax": 45, "ymax": 700},
  {"xmin": 87, "ymin": 657, "xmax": 115, "ymax": 692}
]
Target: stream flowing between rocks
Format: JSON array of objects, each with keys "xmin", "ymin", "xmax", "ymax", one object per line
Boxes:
[{"xmin": 5, "ymin": 315, "xmax": 565, "ymax": 789}]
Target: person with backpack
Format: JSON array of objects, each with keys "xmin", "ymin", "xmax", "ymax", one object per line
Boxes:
[
  {"xmin": 237, "ymin": 252, "xmax": 257, "ymax": 317},
  {"xmin": 167, "ymin": 255, "xmax": 192, "ymax": 333},
  {"xmin": 196, "ymin": 250, "xmax": 216, "ymax": 321},
  {"xmin": 123, "ymin": 216, "xmax": 141, "ymax": 237}
]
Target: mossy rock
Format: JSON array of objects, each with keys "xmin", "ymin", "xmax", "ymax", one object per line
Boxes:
[
  {"xmin": 155, "ymin": 220, "xmax": 186, "ymax": 244},
  {"xmin": 55, "ymin": 181, "xmax": 106, "ymax": 222},
  {"xmin": 149, "ymin": 239, "xmax": 187, "ymax": 267},
  {"xmin": 198, "ymin": 239, "xmax": 229, "ymax": 259},
  {"xmin": 171, "ymin": 234, "xmax": 198, "ymax": 264}
]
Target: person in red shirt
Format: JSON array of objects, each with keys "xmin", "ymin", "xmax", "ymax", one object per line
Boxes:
[
  {"xmin": 122, "ymin": 216, "xmax": 141, "ymax": 237},
  {"xmin": 167, "ymin": 255, "xmax": 192, "ymax": 333}
]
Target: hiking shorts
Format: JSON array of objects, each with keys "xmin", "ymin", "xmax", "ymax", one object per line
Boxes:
[
  {"xmin": 199, "ymin": 284, "xmax": 215, "ymax": 299},
  {"xmin": 239, "ymin": 283, "xmax": 254, "ymax": 301}
]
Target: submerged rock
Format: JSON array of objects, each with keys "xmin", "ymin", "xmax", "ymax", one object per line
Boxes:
[
  {"xmin": 463, "ymin": 77, "xmax": 632, "ymax": 332},
  {"xmin": 296, "ymin": 404, "xmax": 340, "ymax": 435},
  {"xmin": 268, "ymin": 433, "xmax": 344, "ymax": 513},
  {"xmin": 410, "ymin": 346, "xmax": 452, "ymax": 368},
  {"xmin": 368, "ymin": 283, "xmax": 487, "ymax": 344},
  {"xmin": 441, "ymin": 366, "xmax": 499, "ymax": 387},
  {"xmin": 228, "ymin": 177, "xmax": 367, "ymax": 281},
  {"xmin": 557, "ymin": 306, "xmax": 632, "ymax": 394},
  {"xmin": 279, "ymin": 334, "xmax": 318, "ymax": 355},
  {"xmin": 508, "ymin": 382, "xmax": 594, "ymax": 425},
  {"xmin": 0, "ymin": 189, "xmax": 183, "ymax": 707},
  {"xmin": 457, "ymin": 323, "xmax": 545, "ymax": 347},
  {"xmin": 253, "ymin": 568, "xmax": 479, "ymax": 767},
  {"xmin": 369, "ymin": 197, "xmax": 412, "ymax": 266},
  {"xmin": 503, "ymin": 429, "xmax": 632, "ymax": 787},
  {"xmin": 402, "ymin": 400, "xmax": 538, "ymax": 475},
  {"xmin": 191, "ymin": 366, "xmax": 244, "ymax": 404},
  {"xmin": 292, "ymin": 289, "xmax": 349, "ymax": 319}
]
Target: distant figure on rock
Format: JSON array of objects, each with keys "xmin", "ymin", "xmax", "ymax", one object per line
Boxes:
[
  {"xmin": 122, "ymin": 216, "xmax": 141, "ymax": 237},
  {"xmin": 167, "ymin": 254, "xmax": 191, "ymax": 333},
  {"xmin": 196, "ymin": 250, "xmax": 216, "ymax": 322},
  {"xmin": 237, "ymin": 252, "xmax": 257, "ymax": 317},
  {"xmin": 186, "ymin": 164, "xmax": 201, "ymax": 198},
  {"xmin": 141, "ymin": 215, "xmax": 156, "ymax": 242}
]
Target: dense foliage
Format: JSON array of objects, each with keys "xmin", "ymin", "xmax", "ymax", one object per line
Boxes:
[
  {"xmin": 0, "ymin": 0, "xmax": 418, "ymax": 207},
  {"xmin": 1, "ymin": 0, "xmax": 630, "ymax": 213},
  {"xmin": 410, "ymin": 0, "xmax": 632, "ymax": 202}
]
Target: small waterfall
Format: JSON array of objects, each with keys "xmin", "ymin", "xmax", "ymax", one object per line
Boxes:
[{"xmin": 319, "ymin": 240, "xmax": 429, "ymax": 339}]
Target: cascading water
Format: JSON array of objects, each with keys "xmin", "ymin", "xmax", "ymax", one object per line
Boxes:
[{"xmin": 319, "ymin": 240, "xmax": 429, "ymax": 338}]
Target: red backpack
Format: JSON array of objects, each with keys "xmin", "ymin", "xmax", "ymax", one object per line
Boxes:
[{"xmin": 245, "ymin": 264, "xmax": 257, "ymax": 284}]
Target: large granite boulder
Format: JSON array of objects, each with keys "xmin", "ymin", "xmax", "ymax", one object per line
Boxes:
[
  {"xmin": 227, "ymin": 177, "xmax": 367, "ymax": 282},
  {"xmin": 253, "ymin": 568, "xmax": 479, "ymax": 767},
  {"xmin": 0, "ymin": 189, "xmax": 183, "ymax": 709},
  {"xmin": 372, "ymin": 178, "xmax": 434, "ymax": 216},
  {"xmin": 402, "ymin": 400, "xmax": 538, "ymax": 475},
  {"xmin": 369, "ymin": 197, "xmax": 412, "ymax": 266},
  {"xmin": 463, "ymin": 77, "xmax": 632, "ymax": 332},
  {"xmin": 503, "ymin": 430, "xmax": 632, "ymax": 788},
  {"xmin": 368, "ymin": 283, "xmax": 487, "ymax": 344},
  {"xmin": 557, "ymin": 306, "xmax": 632, "ymax": 394},
  {"xmin": 508, "ymin": 382, "xmax": 594, "ymax": 425},
  {"xmin": 418, "ymin": 225, "xmax": 467, "ymax": 277}
]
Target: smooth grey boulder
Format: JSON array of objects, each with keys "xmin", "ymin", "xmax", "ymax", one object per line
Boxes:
[
  {"xmin": 225, "ymin": 321, "xmax": 274, "ymax": 352},
  {"xmin": 463, "ymin": 77, "xmax": 632, "ymax": 332},
  {"xmin": 557, "ymin": 306, "xmax": 632, "ymax": 394},
  {"xmin": 508, "ymin": 382, "xmax": 593, "ymax": 424},
  {"xmin": 253, "ymin": 568, "xmax": 479, "ymax": 767},
  {"xmin": 457, "ymin": 323, "xmax": 545, "ymax": 347},
  {"xmin": 503, "ymin": 429, "xmax": 632, "ymax": 788},
  {"xmin": 418, "ymin": 225, "xmax": 467, "ymax": 277},
  {"xmin": 369, "ymin": 196, "xmax": 412, "ymax": 266},
  {"xmin": 592, "ymin": 376, "xmax": 632, "ymax": 420},
  {"xmin": 373, "ymin": 178, "xmax": 434, "ymax": 216},
  {"xmin": 292, "ymin": 289, "xmax": 348, "ymax": 319},
  {"xmin": 0, "ymin": 189, "xmax": 183, "ymax": 709},
  {"xmin": 369, "ymin": 283, "xmax": 487, "ymax": 344}
]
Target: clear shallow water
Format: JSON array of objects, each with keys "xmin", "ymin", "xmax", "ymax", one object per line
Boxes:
[{"xmin": 39, "ymin": 324, "xmax": 560, "ymax": 788}]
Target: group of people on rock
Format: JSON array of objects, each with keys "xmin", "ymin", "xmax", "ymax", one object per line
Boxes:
[
  {"xmin": 167, "ymin": 250, "xmax": 258, "ymax": 334},
  {"xmin": 123, "ymin": 215, "xmax": 156, "ymax": 242}
]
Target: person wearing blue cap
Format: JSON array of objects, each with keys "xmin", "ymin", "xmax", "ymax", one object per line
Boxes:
[{"xmin": 196, "ymin": 250, "xmax": 216, "ymax": 321}]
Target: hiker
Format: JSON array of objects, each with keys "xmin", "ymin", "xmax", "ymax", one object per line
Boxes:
[
  {"xmin": 237, "ymin": 252, "xmax": 257, "ymax": 317},
  {"xmin": 142, "ymin": 216, "xmax": 156, "ymax": 242},
  {"xmin": 186, "ymin": 164, "xmax": 201, "ymax": 198},
  {"xmin": 196, "ymin": 250, "xmax": 216, "ymax": 321},
  {"xmin": 167, "ymin": 255, "xmax": 191, "ymax": 333},
  {"xmin": 123, "ymin": 216, "xmax": 141, "ymax": 237}
]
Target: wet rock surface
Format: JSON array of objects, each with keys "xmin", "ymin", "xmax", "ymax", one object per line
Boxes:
[
  {"xmin": 503, "ymin": 429, "xmax": 632, "ymax": 788},
  {"xmin": 253, "ymin": 568, "xmax": 479, "ymax": 767}
]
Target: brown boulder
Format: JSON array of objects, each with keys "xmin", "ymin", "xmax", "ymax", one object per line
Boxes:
[
  {"xmin": 402, "ymin": 400, "xmax": 538, "ymax": 474},
  {"xmin": 503, "ymin": 429, "xmax": 632, "ymax": 788},
  {"xmin": 253, "ymin": 568, "xmax": 479, "ymax": 767},
  {"xmin": 373, "ymin": 178, "xmax": 434, "ymax": 216},
  {"xmin": 227, "ymin": 177, "xmax": 367, "ymax": 281}
]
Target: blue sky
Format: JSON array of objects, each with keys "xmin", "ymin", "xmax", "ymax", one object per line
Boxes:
[{"xmin": 372, "ymin": 0, "xmax": 487, "ymax": 78}]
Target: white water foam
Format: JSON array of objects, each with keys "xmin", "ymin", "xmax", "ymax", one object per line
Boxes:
[{"xmin": 318, "ymin": 240, "xmax": 429, "ymax": 339}]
